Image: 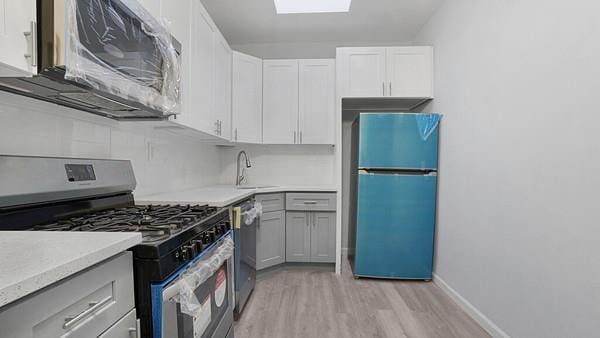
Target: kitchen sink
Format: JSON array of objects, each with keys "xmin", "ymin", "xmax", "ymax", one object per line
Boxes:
[{"xmin": 236, "ymin": 185, "xmax": 278, "ymax": 190}]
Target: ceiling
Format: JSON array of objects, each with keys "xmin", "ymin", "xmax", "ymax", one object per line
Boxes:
[{"xmin": 200, "ymin": 0, "xmax": 444, "ymax": 46}]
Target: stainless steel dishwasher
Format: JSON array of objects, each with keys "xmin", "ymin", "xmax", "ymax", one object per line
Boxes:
[{"xmin": 231, "ymin": 198, "xmax": 257, "ymax": 319}]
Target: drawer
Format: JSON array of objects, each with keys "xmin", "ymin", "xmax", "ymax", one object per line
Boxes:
[
  {"xmin": 0, "ymin": 252, "xmax": 135, "ymax": 338},
  {"xmin": 98, "ymin": 309, "xmax": 138, "ymax": 338},
  {"xmin": 285, "ymin": 193, "xmax": 336, "ymax": 211},
  {"xmin": 256, "ymin": 193, "xmax": 285, "ymax": 212}
]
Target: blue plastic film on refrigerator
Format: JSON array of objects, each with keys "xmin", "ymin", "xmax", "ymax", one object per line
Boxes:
[
  {"xmin": 354, "ymin": 173, "xmax": 436, "ymax": 279},
  {"xmin": 415, "ymin": 113, "xmax": 442, "ymax": 141},
  {"xmin": 358, "ymin": 113, "xmax": 439, "ymax": 170}
]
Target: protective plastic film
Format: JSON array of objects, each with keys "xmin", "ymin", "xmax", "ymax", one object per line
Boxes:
[
  {"xmin": 242, "ymin": 202, "xmax": 263, "ymax": 225},
  {"xmin": 415, "ymin": 113, "xmax": 442, "ymax": 141},
  {"xmin": 177, "ymin": 236, "xmax": 234, "ymax": 316},
  {"xmin": 64, "ymin": 0, "xmax": 181, "ymax": 114}
]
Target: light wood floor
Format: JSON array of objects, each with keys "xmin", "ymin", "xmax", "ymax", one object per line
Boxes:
[{"xmin": 234, "ymin": 259, "xmax": 489, "ymax": 338}]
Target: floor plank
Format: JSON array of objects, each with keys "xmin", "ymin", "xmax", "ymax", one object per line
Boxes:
[{"xmin": 234, "ymin": 259, "xmax": 490, "ymax": 338}]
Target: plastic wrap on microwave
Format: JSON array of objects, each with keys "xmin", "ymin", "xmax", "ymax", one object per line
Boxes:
[
  {"xmin": 177, "ymin": 235, "xmax": 234, "ymax": 316},
  {"xmin": 64, "ymin": 0, "xmax": 181, "ymax": 115},
  {"xmin": 415, "ymin": 113, "xmax": 442, "ymax": 140}
]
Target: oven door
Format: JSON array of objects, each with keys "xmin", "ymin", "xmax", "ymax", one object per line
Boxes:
[
  {"xmin": 59, "ymin": 0, "xmax": 181, "ymax": 115},
  {"xmin": 152, "ymin": 234, "xmax": 234, "ymax": 338}
]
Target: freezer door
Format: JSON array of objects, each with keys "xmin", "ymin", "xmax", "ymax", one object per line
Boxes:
[
  {"xmin": 358, "ymin": 114, "xmax": 438, "ymax": 170},
  {"xmin": 354, "ymin": 172, "xmax": 437, "ymax": 279}
]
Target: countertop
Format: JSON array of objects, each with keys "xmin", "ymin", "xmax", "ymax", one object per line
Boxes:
[
  {"xmin": 0, "ymin": 231, "xmax": 142, "ymax": 308},
  {"xmin": 138, "ymin": 184, "xmax": 337, "ymax": 207}
]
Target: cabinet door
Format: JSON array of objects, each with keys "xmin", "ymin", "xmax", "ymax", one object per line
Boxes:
[
  {"xmin": 0, "ymin": 252, "xmax": 135, "ymax": 338},
  {"xmin": 298, "ymin": 59, "xmax": 335, "ymax": 145},
  {"xmin": 138, "ymin": 0, "xmax": 161, "ymax": 20},
  {"xmin": 386, "ymin": 46, "xmax": 434, "ymax": 98},
  {"xmin": 310, "ymin": 212, "xmax": 336, "ymax": 263},
  {"xmin": 0, "ymin": 0, "xmax": 37, "ymax": 76},
  {"xmin": 257, "ymin": 210, "xmax": 285, "ymax": 270},
  {"xmin": 183, "ymin": 0, "xmax": 215, "ymax": 133},
  {"xmin": 98, "ymin": 309, "xmax": 137, "ymax": 338},
  {"xmin": 161, "ymin": 0, "xmax": 191, "ymax": 120},
  {"xmin": 285, "ymin": 211, "xmax": 311, "ymax": 262},
  {"xmin": 337, "ymin": 47, "xmax": 386, "ymax": 97},
  {"xmin": 214, "ymin": 34, "xmax": 232, "ymax": 140},
  {"xmin": 232, "ymin": 51, "xmax": 263, "ymax": 143},
  {"xmin": 262, "ymin": 60, "xmax": 299, "ymax": 144}
]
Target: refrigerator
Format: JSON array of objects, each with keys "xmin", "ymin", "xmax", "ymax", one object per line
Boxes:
[{"xmin": 349, "ymin": 113, "xmax": 440, "ymax": 280}]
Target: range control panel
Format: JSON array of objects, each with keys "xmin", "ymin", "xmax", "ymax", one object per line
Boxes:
[
  {"xmin": 175, "ymin": 220, "xmax": 232, "ymax": 263},
  {"xmin": 65, "ymin": 164, "xmax": 96, "ymax": 182}
]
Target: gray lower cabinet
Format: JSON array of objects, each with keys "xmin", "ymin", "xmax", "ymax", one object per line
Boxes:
[
  {"xmin": 285, "ymin": 211, "xmax": 312, "ymax": 262},
  {"xmin": 257, "ymin": 210, "xmax": 286, "ymax": 270},
  {"xmin": 310, "ymin": 212, "xmax": 336, "ymax": 263},
  {"xmin": 98, "ymin": 309, "xmax": 138, "ymax": 338},
  {"xmin": 0, "ymin": 252, "xmax": 136, "ymax": 338},
  {"xmin": 286, "ymin": 211, "xmax": 336, "ymax": 263}
]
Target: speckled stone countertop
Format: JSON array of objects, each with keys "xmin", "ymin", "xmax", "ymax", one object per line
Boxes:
[
  {"xmin": 0, "ymin": 231, "xmax": 141, "ymax": 308},
  {"xmin": 138, "ymin": 184, "xmax": 337, "ymax": 208}
]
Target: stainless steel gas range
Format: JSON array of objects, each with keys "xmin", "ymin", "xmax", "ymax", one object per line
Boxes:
[{"xmin": 0, "ymin": 155, "xmax": 234, "ymax": 338}]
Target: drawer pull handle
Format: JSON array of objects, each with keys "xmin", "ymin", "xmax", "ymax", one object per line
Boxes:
[
  {"xmin": 303, "ymin": 201, "xmax": 318, "ymax": 205},
  {"xmin": 129, "ymin": 319, "xmax": 141, "ymax": 338},
  {"xmin": 63, "ymin": 296, "xmax": 112, "ymax": 329}
]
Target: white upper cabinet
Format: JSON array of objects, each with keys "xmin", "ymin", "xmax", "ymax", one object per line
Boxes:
[
  {"xmin": 0, "ymin": 0, "xmax": 37, "ymax": 77},
  {"xmin": 214, "ymin": 34, "xmax": 232, "ymax": 140},
  {"xmin": 298, "ymin": 59, "xmax": 335, "ymax": 145},
  {"xmin": 232, "ymin": 51, "xmax": 263, "ymax": 143},
  {"xmin": 164, "ymin": 0, "xmax": 231, "ymax": 140},
  {"xmin": 181, "ymin": 0, "xmax": 215, "ymax": 133},
  {"xmin": 261, "ymin": 59, "xmax": 335, "ymax": 145},
  {"xmin": 262, "ymin": 60, "xmax": 299, "ymax": 144},
  {"xmin": 387, "ymin": 46, "xmax": 433, "ymax": 98},
  {"xmin": 337, "ymin": 47, "xmax": 386, "ymax": 97},
  {"xmin": 337, "ymin": 46, "xmax": 434, "ymax": 98}
]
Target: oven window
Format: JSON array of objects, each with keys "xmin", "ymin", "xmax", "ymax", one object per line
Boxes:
[
  {"xmin": 162, "ymin": 262, "xmax": 231, "ymax": 338},
  {"xmin": 75, "ymin": 0, "xmax": 164, "ymax": 91}
]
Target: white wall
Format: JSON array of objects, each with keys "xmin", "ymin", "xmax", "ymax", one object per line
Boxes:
[
  {"xmin": 0, "ymin": 91, "xmax": 222, "ymax": 197},
  {"xmin": 414, "ymin": 0, "xmax": 600, "ymax": 337},
  {"xmin": 218, "ymin": 144, "xmax": 336, "ymax": 186}
]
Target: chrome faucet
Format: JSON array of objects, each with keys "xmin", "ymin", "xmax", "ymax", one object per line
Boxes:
[{"xmin": 236, "ymin": 150, "xmax": 252, "ymax": 186}]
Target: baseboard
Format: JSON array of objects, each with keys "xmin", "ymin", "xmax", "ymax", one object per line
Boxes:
[
  {"xmin": 341, "ymin": 247, "xmax": 354, "ymax": 256},
  {"xmin": 433, "ymin": 273, "xmax": 510, "ymax": 338}
]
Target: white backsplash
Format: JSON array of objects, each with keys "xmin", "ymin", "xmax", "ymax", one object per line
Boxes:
[
  {"xmin": 218, "ymin": 144, "xmax": 336, "ymax": 186},
  {"xmin": 0, "ymin": 91, "xmax": 222, "ymax": 197}
]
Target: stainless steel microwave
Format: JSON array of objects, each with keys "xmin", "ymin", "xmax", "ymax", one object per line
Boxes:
[{"xmin": 0, "ymin": 0, "xmax": 182, "ymax": 120}]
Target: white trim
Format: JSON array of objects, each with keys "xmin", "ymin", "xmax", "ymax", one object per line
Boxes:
[
  {"xmin": 334, "ymin": 49, "xmax": 344, "ymax": 275},
  {"xmin": 433, "ymin": 273, "xmax": 510, "ymax": 338}
]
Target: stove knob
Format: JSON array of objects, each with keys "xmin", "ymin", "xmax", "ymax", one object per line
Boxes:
[
  {"xmin": 201, "ymin": 233, "xmax": 210, "ymax": 245},
  {"xmin": 179, "ymin": 247, "xmax": 189, "ymax": 262},
  {"xmin": 222, "ymin": 221, "xmax": 231, "ymax": 231},
  {"xmin": 208, "ymin": 230, "xmax": 216, "ymax": 242},
  {"xmin": 214, "ymin": 225, "xmax": 222, "ymax": 236},
  {"xmin": 193, "ymin": 240, "xmax": 204, "ymax": 252},
  {"xmin": 184, "ymin": 244, "xmax": 197, "ymax": 258}
]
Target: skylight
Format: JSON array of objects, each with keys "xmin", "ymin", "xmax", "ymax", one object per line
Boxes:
[{"xmin": 274, "ymin": 0, "xmax": 352, "ymax": 14}]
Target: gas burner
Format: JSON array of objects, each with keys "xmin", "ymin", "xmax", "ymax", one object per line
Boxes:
[{"xmin": 33, "ymin": 204, "xmax": 220, "ymax": 243}]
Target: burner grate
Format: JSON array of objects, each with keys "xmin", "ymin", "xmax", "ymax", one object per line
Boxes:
[{"xmin": 33, "ymin": 204, "xmax": 219, "ymax": 242}]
